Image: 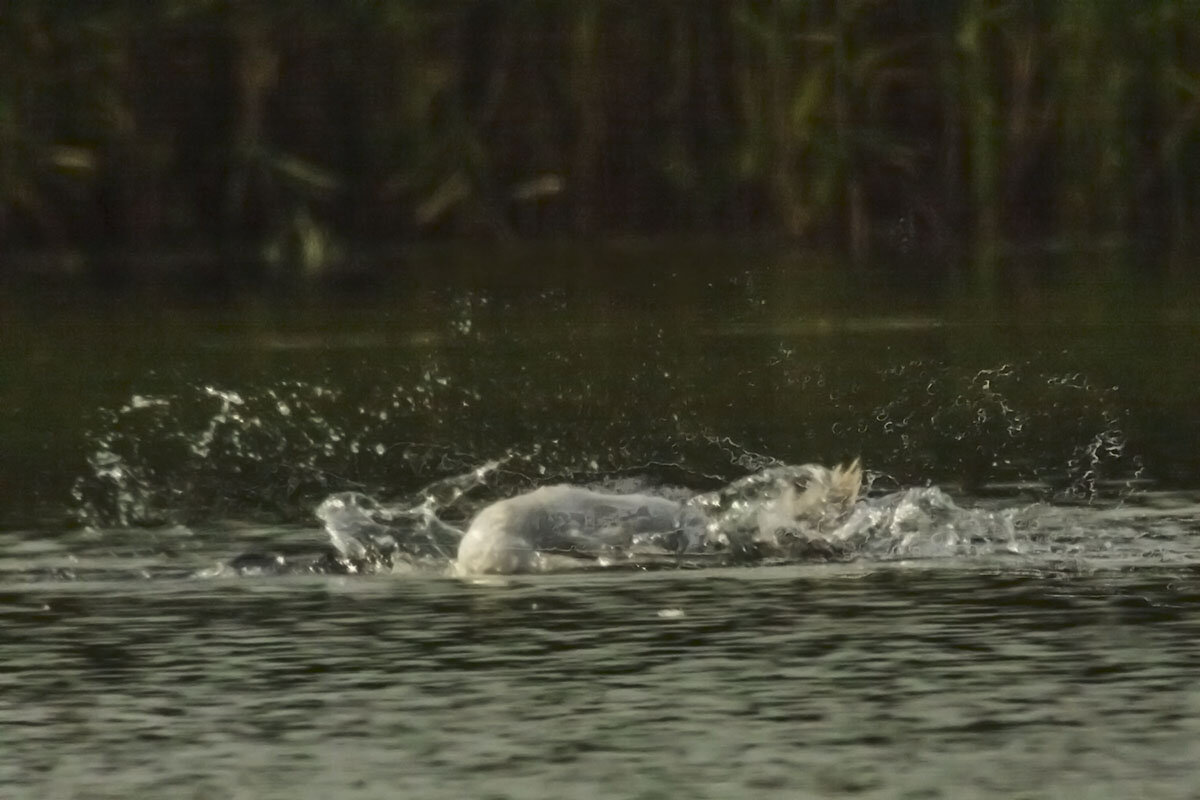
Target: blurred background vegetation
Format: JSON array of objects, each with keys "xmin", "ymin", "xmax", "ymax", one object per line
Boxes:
[{"xmin": 2, "ymin": 0, "xmax": 1199, "ymax": 284}]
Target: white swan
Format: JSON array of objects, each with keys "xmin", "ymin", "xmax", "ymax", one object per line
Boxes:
[
  {"xmin": 454, "ymin": 485, "xmax": 703, "ymax": 574},
  {"xmin": 454, "ymin": 460, "xmax": 862, "ymax": 575}
]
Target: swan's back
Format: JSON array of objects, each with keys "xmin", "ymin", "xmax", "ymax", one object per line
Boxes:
[{"xmin": 455, "ymin": 485, "xmax": 688, "ymax": 574}]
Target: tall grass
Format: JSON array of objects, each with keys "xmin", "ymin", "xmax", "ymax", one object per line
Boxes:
[{"xmin": 0, "ymin": 0, "xmax": 1198, "ymax": 281}]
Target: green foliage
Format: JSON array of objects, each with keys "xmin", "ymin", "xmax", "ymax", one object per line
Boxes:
[{"xmin": 1, "ymin": 0, "xmax": 1199, "ymax": 279}]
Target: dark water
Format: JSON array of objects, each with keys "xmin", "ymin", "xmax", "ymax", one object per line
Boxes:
[
  {"xmin": 5, "ymin": 569, "xmax": 1200, "ymax": 799},
  {"xmin": 4, "ymin": 246, "xmax": 1200, "ymax": 798}
]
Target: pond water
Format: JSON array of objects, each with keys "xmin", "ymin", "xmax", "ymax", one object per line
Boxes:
[{"xmin": 3, "ymin": 244, "xmax": 1200, "ymax": 798}]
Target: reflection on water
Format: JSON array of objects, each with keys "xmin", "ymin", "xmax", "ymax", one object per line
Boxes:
[{"xmin": 3, "ymin": 568, "xmax": 1200, "ymax": 799}]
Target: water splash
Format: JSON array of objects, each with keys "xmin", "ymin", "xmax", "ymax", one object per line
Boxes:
[
  {"xmin": 69, "ymin": 376, "xmax": 488, "ymax": 528},
  {"xmin": 833, "ymin": 487, "xmax": 1020, "ymax": 559},
  {"xmin": 301, "ymin": 462, "xmax": 1028, "ymax": 577},
  {"xmin": 849, "ymin": 360, "xmax": 1145, "ymax": 496},
  {"xmin": 64, "ymin": 357, "xmax": 1151, "ymax": 580}
]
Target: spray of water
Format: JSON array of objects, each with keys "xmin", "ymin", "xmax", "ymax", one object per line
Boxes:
[{"xmin": 63, "ymin": 357, "xmax": 1155, "ymax": 577}]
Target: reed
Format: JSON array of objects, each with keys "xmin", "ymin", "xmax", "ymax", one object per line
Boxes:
[{"xmin": 0, "ymin": 1, "xmax": 1197, "ymax": 282}]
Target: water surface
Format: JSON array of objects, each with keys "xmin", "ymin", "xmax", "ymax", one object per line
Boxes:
[{"xmin": 3, "ymin": 248, "xmax": 1200, "ymax": 798}]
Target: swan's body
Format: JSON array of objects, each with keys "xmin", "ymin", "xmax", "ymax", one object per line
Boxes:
[
  {"xmin": 231, "ymin": 459, "xmax": 1024, "ymax": 578},
  {"xmin": 454, "ymin": 460, "xmax": 862, "ymax": 575},
  {"xmin": 454, "ymin": 485, "xmax": 704, "ymax": 574}
]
